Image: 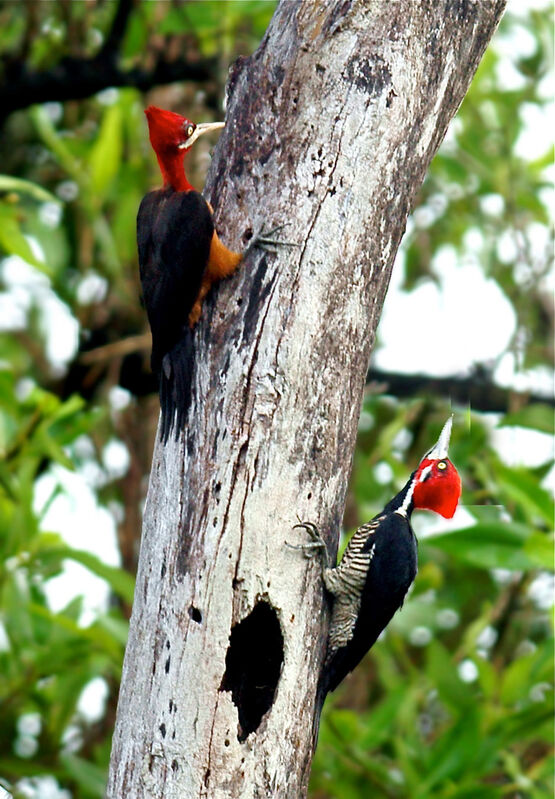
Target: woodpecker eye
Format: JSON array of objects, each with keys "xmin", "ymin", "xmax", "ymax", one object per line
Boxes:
[
  {"xmin": 437, "ymin": 461, "xmax": 447, "ymax": 471},
  {"xmin": 185, "ymin": 124, "xmax": 195, "ymax": 138}
]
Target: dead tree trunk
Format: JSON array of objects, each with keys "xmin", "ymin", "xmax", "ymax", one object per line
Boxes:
[{"xmin": 107, "ymin": 2, "xmax": 506, "ymax": 796}]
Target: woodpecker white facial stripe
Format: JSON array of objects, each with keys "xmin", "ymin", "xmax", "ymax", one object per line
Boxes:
[
  {"xmin": 398, "ymin": 474, "xmax": 418, "ymax": 515},
  {"xmin": 418, "ymin": 465, "xmax": 433, "ymax": 483}
]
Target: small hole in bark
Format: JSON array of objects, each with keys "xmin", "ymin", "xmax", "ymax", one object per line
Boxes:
[
  {"xmin": 165, "ymin": 656, "xmax": 171, "ymax": 674},
  {"xmin": 225, "ymin": 738, "xmax": 230, "ymax": 746},
  {"xmin": 307, "ymin": 492, "xmax": 312, "ymax": 499},
  {"xmin": 204, "ymin": 769, "xmax": 210, "ymax": 787},
  {"xmin": 220, "ymin": 601, "xmax": 284, "ymax": 742},
  {"xmin": 159, "ymin": 723, "xmax": 166, "ymax": 738},
  {"xmin": 171, "ymin": 759, "xmax": 179, "ymax": 772},
  {"xmin": 237, "ymin": 297, "xmax": 243, "ymax": 306},
  {"xmin": 189, "ymin": 605, "xmax": 202, "ymax": 624},
  {"xmin": 161, "ymin": 561, "xmax": 166, "ymax": 578}
]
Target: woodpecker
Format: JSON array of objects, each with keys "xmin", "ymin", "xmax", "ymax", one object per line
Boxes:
[
  {"xmin": 138, "ymin": 106, "xmax": 264, "ymax": 442},
  {"xmin": 291, "ymin": 416, "xmax": 461, "ymax": 698}
]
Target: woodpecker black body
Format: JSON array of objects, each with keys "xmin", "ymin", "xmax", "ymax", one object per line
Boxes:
[
  {"xmin": 291, "ymin": 417, "xmax": 461, "ymax": 699},
  {"xmin": 137, "ymin": 189, "xmax": 214, "ymax": 442}
]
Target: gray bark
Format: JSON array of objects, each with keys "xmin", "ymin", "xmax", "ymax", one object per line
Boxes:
[{"xmin": 107, "ymin": 1, "xmax": 506, "ymax": 797}]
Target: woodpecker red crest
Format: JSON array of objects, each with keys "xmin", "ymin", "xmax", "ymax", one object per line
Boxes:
[
  {"xmin": 408, "ymin": 416, "xmax": 461, "ymax": 518},
  {"xmin": 144, "ymin": 105, "xmax": 224, "ymax": 191}
]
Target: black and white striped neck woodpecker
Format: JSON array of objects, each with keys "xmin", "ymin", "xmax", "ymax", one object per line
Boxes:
[{"xmin": 292, "ymin": 416, "xmax": 462, "ymax": 698}]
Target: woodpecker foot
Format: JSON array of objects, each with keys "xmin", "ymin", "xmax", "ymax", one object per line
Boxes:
[
  {"xmin": 286, "ymin": 520, "xmax": 329, "ymax": 568},
  {"xmin": 250, "ymin": 223, "xmax": 299, "ymax": 253}
]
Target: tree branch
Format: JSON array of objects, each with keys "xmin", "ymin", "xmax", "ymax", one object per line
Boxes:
[
  {"xmin": 97, "ymin": 0, "xmax": 135, "ymax": 64},
  {"xmin": 366, "ymin": 367, "xmax": 555, "ymax": 412},
  {"xmin": 0, "ymin": 56, "xmax": 217, "ymax": 121},
  {"xmin": 0, "ymin": 0, "xmax": 217, "ymax": 122}
]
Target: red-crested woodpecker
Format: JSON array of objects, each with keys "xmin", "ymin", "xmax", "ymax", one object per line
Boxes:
[
  {"xmin": 138, "ymin": 106, "xmax": 282, "ymax": 442},
  {"xmin": 291, "ymin": 416, "xmax": 462, "ymax": 697}
]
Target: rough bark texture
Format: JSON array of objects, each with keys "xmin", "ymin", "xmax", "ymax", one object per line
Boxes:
[{"xmin": 107, "ymin": 2, "xmax": 506, "ymax": 797}]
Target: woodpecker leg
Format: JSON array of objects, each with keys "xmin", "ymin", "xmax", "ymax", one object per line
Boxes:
[
  {"xmin": 287, "ymin": 521, "xmax": 330, "ymax": 569},
  {"xmin": 188, "ymin": 283, "xmax": 211, "ymax": 327},
  {"xmin": 207, "ymin": 230, "xmax": 243, "ymax": 279}
]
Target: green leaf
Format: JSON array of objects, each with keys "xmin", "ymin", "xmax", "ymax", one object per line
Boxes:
[
  {"xmin": 495, "ymin": 462, "xmax": 554, "ymax": 526},
  {"xmin": 425, "ymin": 522, "xmax": 551, "ymax": 571},
  {"xmin": 0, "ymin": 204, "xmax": 48, "ymax": 271},
  {"xmin": 89, "ymin": 105, "xmax": 123, "ymax": 200},
  {"xmin": 500, "ymin": 404, "xmax": 554, "ymax": 435},
  {"xmin": 60, "ymin": 752, "xmax": 107, "ymax": 797},
  {"xmin": 0, "ymin": 175, "xmax": 61, "ymax": 204},
  {"xmin": 524, "ymin": 532, "xmax": 554, "ymax": 569},
  {"xmin": 39, "ymin": 544, "xmax": 135, "ymax": 603}
]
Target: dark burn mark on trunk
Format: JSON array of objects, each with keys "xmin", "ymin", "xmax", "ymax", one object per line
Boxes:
[
  {"xmin": 345, "ymin": 56, "xmax": 392, "ymax": 94},
  {"xmin": 220, "ymin": 601, "xmax": 284, "ymax": 742},
  {"xmin": 324, "ymin": 0, "xmax": 353, "ymax": 35},
  {"xmin": 446, "ymin": 0, "xmax": 479, "ymax": 21},
  {"xmin": 176, "ymin": 499, "xmax": 196, "ymax": 577},
  {"xmin": 273, "ymin": 65, "xmax": 285, "ymax": 86},
  {"xmin": 242, "ymin": 255, "xmax": 275, "ymax": 346}
]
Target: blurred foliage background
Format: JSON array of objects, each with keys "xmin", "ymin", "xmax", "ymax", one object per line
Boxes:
[{"xmin": 0, "ymin": 2, "xmax": 552, "ymax": 798}]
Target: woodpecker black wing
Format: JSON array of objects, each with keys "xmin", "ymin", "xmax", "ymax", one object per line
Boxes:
[
  {"xmin": 322, "ymin": 512, "xmax": 418, "ymax": 694},
  {"xmin": 137, "ymin": 188, "xmax": 214, "ymax": 371},
  {"xmin": 137, "ymin": 188, "xmax": 214, "ymax": 441}
]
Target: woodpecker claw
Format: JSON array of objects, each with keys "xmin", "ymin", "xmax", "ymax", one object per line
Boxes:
[
  {"xmin": 251, "ymin": 223, "xmax": 299, "ymax": 253},
  {"xmin": 288, "ymin": 520, "xmax": 329, "ymax": 567}
]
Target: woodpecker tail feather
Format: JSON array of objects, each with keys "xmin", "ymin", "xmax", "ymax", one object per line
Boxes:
[
  {"xmin": 310, "ymin": 670, "xmax": 331, "ymax": 749},
  {"xmin": 158, "ymin": 329, "xmax": 195, "ymax": 444}
]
